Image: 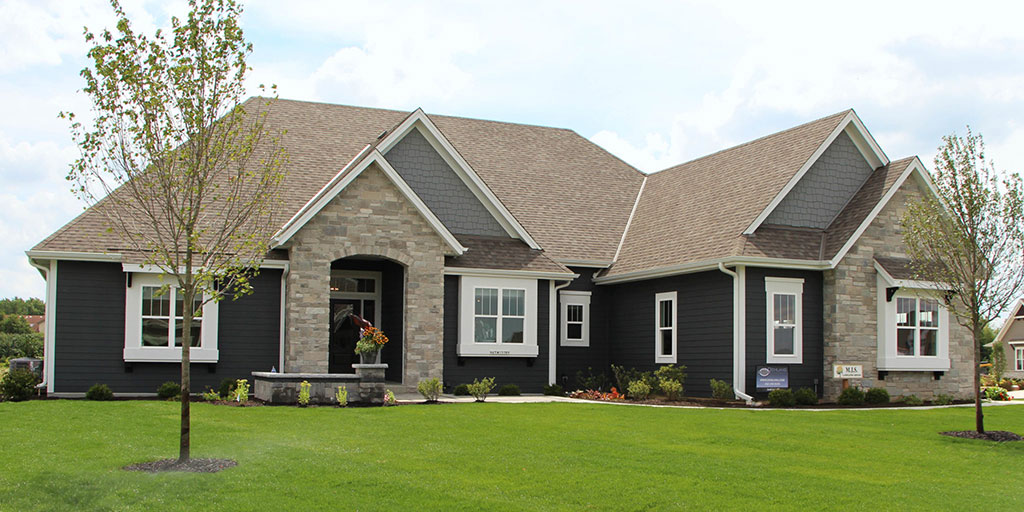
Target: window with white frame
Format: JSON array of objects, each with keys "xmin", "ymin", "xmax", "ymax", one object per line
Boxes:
[
  {"xmin": 458, "ymin": 276, "xmax": 537, "ymax": 357},
  {"xmin": 766, "ymin": 277, "xmax": 803, "ymax": 364},
  {"xmin": 876, "ymin": 278, "xmax": 950, "ymax": 371},
  {"xmin": 1015, "ymin": 345, "xmax": 1024, "ymax": 372},
  {"xmin": 124, "ymin": 273, "xmax": 219, "ymax": 362},
  {"xmin": 655, "ymin": 291, "xmax": 676, "ymax": 363},
  {"xmin": 560, "ymin": 290, "xmax": 591, "ymax": 347}
]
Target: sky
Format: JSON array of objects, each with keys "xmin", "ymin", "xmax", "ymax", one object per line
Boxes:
[{"xmin": 2, "ymin": 0, "xmax": 1024, "ymax": 300}]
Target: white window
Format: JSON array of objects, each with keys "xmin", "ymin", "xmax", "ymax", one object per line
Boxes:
[
  {"xmin": 560, "ymin": 290, "xmax": 591, "ymax": 347},
  {"xmin": 1014, "ymin": 344, "xmax": 1024, "ymax": 372},
  {"xmin": 766, "ymin": 277, "xmax": 803, "ymax": 364},
  {"xmin": 876, "ymin": 276, "xmax": 950, "ymax": 371},
  {"xmin": 458, "ymin": 276, "xmax": 537, "ymax": 357},
  {"xmin": 124, "ymin": 273, "xmax": 219, "ymax": 362},
  {"xmin": 655, "ymin": 291, "xmax": 676, "ymax": 363}
]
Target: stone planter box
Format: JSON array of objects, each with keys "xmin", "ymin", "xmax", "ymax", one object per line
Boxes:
[{"xmin": 252, "ymin": 364, "xmax": 388, "ymax": 405}]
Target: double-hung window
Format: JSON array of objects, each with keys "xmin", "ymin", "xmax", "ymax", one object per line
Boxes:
[
  {"xmin": 766, "ymin": 277, "xmax": 803, "ymax": 364},
  {"xmin": 1015, "ymin": 345, "xmax": 1024, "ymax": 372},
  {"xmin": 560, "ymin": 290, "xmax": 591, "ymax": 347},
  {"xmin": 458, "ymin": 276, "xmax": 537, "ymax": 357},
  {"xmin": 654, "ymin": 291, "xmax": 676, "ymax": 363},
  {"xmin": 124, "ymin": 272, "xmax": 219, "ymax": 362},
  {"xmin": 896, "ymin": 297, "xmax": 939, "ymax": 356},
  {"xmin": 875, "ymin": 274, "xmax": 950, "ymax": 371}
]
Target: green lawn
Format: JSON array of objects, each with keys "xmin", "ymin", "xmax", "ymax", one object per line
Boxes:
[{"xmin": 1, "ymin": 400, "xmax": 1021, "ymax": 511}]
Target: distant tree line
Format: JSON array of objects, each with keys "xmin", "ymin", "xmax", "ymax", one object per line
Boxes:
[{"xmin": 0, "ymin": 298, "xmax": 45, "ymax": 316}]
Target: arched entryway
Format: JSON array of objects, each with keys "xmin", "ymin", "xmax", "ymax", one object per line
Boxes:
[{"xmin": 329, "ymin": 256, "xmax": 406, "ymax": 383}]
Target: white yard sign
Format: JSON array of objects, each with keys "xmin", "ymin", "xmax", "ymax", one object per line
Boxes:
[{"xmin": 833, "ymin": 365, "xmax": 863, "ymax": 379}]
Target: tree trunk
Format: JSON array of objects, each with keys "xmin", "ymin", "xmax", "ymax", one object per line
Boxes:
[
  {"xmin": 974, "ymin": 323, "xmax": 984, "ymax": 434},
  {"xmin": 179, "ymin": 263, "xmax": 193, "ymax": 463}
]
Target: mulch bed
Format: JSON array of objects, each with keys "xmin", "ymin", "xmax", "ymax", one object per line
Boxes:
[
  {"xmin": 940, "ymin": 430, "xmax": 1022, "ymax": 442},
  {"xmin": 123, "ymin": 458, "xmax": 238, "ymax": 473}
]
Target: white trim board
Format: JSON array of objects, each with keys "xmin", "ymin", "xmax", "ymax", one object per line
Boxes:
[
  {"xmin": 376, "ymin": 110, "xmax": 541, "ymax": 249},
  {"xmin": 443, "ymin": 267, "xmax": 577, "ymax": 280},
  {"xmin": 271, "ymin": 148, "xmax": 467, "ymax": 255},
  {"xmin": 744, "ymin": 110, "xmax": 890, "ymax": 235}
]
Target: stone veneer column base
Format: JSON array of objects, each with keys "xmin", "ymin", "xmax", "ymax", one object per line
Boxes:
[{"xmin": 353, "ymin": 364, "xmax": 388, "ymax": 404}]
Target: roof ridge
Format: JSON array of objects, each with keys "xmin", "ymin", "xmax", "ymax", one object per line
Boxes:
[{"xmin": 649, "ymin": 109, "xmax": 852, "ymax": 176}]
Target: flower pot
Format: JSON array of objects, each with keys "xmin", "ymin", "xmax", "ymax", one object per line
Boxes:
[{"xmin": 360, "ymin": 350, "xmax": 381, "ymax": 365}]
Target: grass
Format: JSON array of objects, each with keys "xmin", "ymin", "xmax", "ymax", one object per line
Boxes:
[{"xmin": 1, "ymin": 400, "xmax": 1022, "ymax": 511}]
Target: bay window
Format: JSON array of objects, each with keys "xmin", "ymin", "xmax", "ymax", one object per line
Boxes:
[{"xmin": 875, "ymin": 274, "xmax": 949, "ymax": 371}]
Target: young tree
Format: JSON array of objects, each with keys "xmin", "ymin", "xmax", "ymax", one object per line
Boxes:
[
  {"xmin": 63, "ymin": 0, "xmax": 286, "ymax": 462},
  {"xmin": 902, "ymin": 127, "xmax": 1024, "ymax": 434}
]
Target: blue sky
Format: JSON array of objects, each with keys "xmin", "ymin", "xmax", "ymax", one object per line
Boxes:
[{"xmin": 2, "ymin": 0, "xmax": 1024, "ymax": 299}]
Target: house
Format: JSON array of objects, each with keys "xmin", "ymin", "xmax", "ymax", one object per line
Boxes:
[
  {"xmin": 22, "ymin": 315, "xmax": 45, "ymax": 334},
  {"xmin": 994, "ymin": 298, "xmax": 1024, "ymax": 378},
  {"xmin": 26, "ymin": 99, "xmax": 974, "ymax": 400}
]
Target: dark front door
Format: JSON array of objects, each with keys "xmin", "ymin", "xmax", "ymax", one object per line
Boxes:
[{"xmin": 328, "ymin": 298, "xmax": 375, "ymax": 373}]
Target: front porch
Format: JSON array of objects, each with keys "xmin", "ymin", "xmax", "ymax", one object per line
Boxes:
[{"xmin": 252, "ymin": 364, "xmax": 388, "ymax": 404}]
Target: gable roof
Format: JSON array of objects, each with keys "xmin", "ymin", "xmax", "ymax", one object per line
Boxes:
[{"xmin": 994, "ymin": 297, "xmax": 1024, "ymax": 344}]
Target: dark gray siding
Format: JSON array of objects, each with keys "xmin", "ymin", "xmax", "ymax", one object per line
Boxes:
[
  {"xmin": 745, "ymin": 268, "xmax": 824, "ymax": 397},
  {"xmin": 384, "ymin": 128, "xmax": 508, "ymax": 237},
  {"xmin": 605, "ymin": 270, "xmax": 734, "ymax": 397},
  {"xmin": 555, "ymin": 268, "xmax": 610, "ymax": 388},
  {"xmin": 766, "ymin": 130, "xmax": 875, "ymax": 229},
  {"xmin": 442, "ymin": 276, "xmax": 550, "ymax": 393},
  {"xmin": 330, "ymin": 258, "xmax": 404, "ymax": 382},
  {"xmin": 53, "ymin": 261, "xmax": 281, "ymax": 393}
]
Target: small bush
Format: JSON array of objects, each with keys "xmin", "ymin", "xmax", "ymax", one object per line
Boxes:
[
  {"xmin": 998, "ymin": 379, "xmax": 1015, "ymax": 391},
  {"xmin": 417, "ymin": 378, "xmax": 443, "ymax": 402},
  {"xmin": 157, "ymin": 381, "xmax": 181, "ymax": 400},
  {"xmin": 543, "ymin": 384, "xmax": 564, "ymax": 396},
  {"xmin": 768, "ymin": 388, "xmax": 796, "ymax": 407},
  {"xmin": 336, "ymin": 385, "xmax": 348, "ymax": 407},
  {"xmin": 467, "ymin": 377, "xmax": 495, "ymax": 402},
  {"xmin": 85, "ymin": 383, "xmax": 113, "ymax": 401},
  {"xmin": 709, "ymin": 379, "xmax": 733, "ymax": 400},
  {"xmin": 794, "ymin": 387, "xmax": 817, "ymax": 405},
  {"xmin": 1, "ymin": 368, "xmax": 38, "ymax": 401},
  {"xmin": 575, "ymin": 367, "xmax": 609, "ymax": 391},
  {"xmin": 200, "ymin": 388, "xmax": 221, "ymax": 401},
  {"xmin": 837, "ymin": 386, "xmax": 865, "ymax": 406},
  {"xmin": 983, "ymin": 387, "xmax": 1010, "ymax": 401},
  {"xmin": 864, "ymin": 388, "xmax": 890, "ymax": 405},
  {"xmin": 218, "ymin": 378, "xmax": 235, "ymax": 399},
  {"xmin": 383, "ymin": 389, "xmax": 397, "ymax": 406},
  {"xmin": 497, "ymin": 383, "xmax": 520, "ymax": 396},
  {"xmin": 901, "ymin": 394, "xmax": 923, "ymax": 406},
  {"xmin": 452, "ymin": 383, "xmax": 470, "ymax": 396},
  {"xmin": 627, "ymin": 380, "xmax": 651, "ymax": 400},
  {"xmin": 659, "ymin": 378, "xmax": 683, "ymax": 400},
  {"xmin": 932, "ymin": 393, "xmax": 954, "ymax": 405},
  {"xmin": 980, "ymin": 374, "xmax": 997, "ymax": 387},
  {"xmin": 298, "ymin": 380, "xmax": 311, "ymax": 406},
  {"xmin": 233, "ymin": 379, "xmax": 249, "ymax": 402}
]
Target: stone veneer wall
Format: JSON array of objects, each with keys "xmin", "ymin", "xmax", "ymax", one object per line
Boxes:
[
  {"xmin": 823, "ymin": 177, "xmax": 974, "ymax": 400},
  {"xmin": 285, "ymin": 163, "xmax": 451, "ymax": 384}
]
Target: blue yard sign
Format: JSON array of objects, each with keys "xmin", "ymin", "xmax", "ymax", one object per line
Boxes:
[{"xmin": 755, "ymin": 366, "xmax": 789, "ymax": 389}]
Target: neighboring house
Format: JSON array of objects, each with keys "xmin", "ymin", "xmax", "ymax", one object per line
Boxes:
[
  {"xmin": 22, "ymin": 315, "xmax": 45, "ymax": 334},
  {"xmin": 994, "ymin": 298, "xmax": 1024, "ymax": 378},
  {"xmin": 26, "ymin": 99, "xmax": 973, "ymax": 400}
]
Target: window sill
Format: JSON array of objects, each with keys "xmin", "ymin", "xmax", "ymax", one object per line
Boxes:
[
  {"xmin": 560, "ymin": 340, "xmax": 589, "ymax": 348},
  {"xmin": 767, "ymin": 355, "xmax": 802, "ymax": 365},
  {"xmin": 123, "ymin": 347, "xmax": 219, "ymax": 363},
  {"xmin": 877, "ymin": 356, "xmax": 950, "ymax": 372},
  {"xmin": 655, "ymin": 355, "xmax": 677, "ymax": 364},
  {"xmin": 457, "ymin": 344, "xmax": 538, "ymax": 357}
]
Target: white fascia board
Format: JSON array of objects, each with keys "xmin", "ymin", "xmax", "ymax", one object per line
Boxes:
[
  {"xmin": 594, "ymin": 257, "xmax": 829, "ymax": 285},
  {"xmin": 829, "ymin": 160, "xmax": 923, "ymax": 267},
  {"xmin": 25, "ymin": 250, "xmax": 122, "ymax": 262},
  {"xmin": 557, "ymin": 259, "xmax": 614, "ymax": 268},
  {"xmin": 613, "ymin": 176, "xmax": 647, "ymax": 262},
  {"xmin": 743, "ymin": 111, "xmax": 890, "ymax": 235},
  {"xmin": 443, "ymin": 267, "xmax": 578, "ymax": 280},
  {"xmin": 377, "ymin": 109, "xmax": 542, "ymax": 250},
  {"xmin": 995, "ymin": 298, "xmax": 1024, "ymax": 343}
]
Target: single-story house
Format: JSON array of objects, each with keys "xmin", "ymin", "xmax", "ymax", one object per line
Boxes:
[
  {"xmin": 27, "ymin": 99, "xmax": 974, "ymax": 400},
  {"xmin": 994, "ymin": 298, "xmax": 1024, "ymax": 378}
]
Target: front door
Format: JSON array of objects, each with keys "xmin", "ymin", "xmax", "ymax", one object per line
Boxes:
[{"xmin": 328, "ymin": 271, "xmax": 380, "ymax": 373}]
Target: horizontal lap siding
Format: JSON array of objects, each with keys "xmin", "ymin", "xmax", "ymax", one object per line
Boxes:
[
  {"xmin": 606, "ymin": 270, "xmax": 733, "ymax": 397},
  {"xmin": 53, "ymin": 261, "xmax": 281, "ymax": 393},
  {"xmin": 556, "ymin": 268, "xmax": 610, "ymax": 388},
  {"xmin": 745, "ymin": 268, "xmax": 824, "ymax": 397},
  {"xmin": 442, "ymin": 276, "xmax": 550, "ymax": 393}
]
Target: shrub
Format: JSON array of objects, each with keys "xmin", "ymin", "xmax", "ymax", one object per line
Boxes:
[
  {"xmin": 417, "ymin": 378, "xmax": 443, "ymax": 402},
  {"xmin": 659, "ymin": 378, "xmax": 683, "ymax": 400},
  {"xmin": 85, "ymin": 383, "xmax": 113, "ymax": 401},
  {"xmin": 864, "ymin": 388, "xmax": 890, "ymax": 405},
  {"xmin": 979, "ymin": 374, "xmax": 997, "ymax": 387},
  {"xmin": 794, "ymin": 387, "xmax": 817, "ymax": 405},
  {"xmin": 709, "ymin": 379, "xmax": 733, "ymax": 400},
  {"xmin": 998, "ymin": 379, "xmax": 1015, "ymax": 391},
  {"xmin": 901, "ymin": 394, "xmax": 924, "ymax": 406},
  {"xmin": 467, "ymin": 377, "xmax": 495, "ymax": 402},
  {"xmin": 233, "ymin": 379, "xmax": 249, "ymax": 402},
  {"xmin": 1, "ymin": 368, "xmax": 38, "ymax": 401},
  {"xmin": 543, "ymin": 384, "xmax": 564, "ymax": 396},
  {"xmin": 933, "ymin": 393, "xmax": 954, "ymax": 405},
  {"xmin": 157, "ymin": 381, "xmax": 181, "ymax": 400},
  {"xmin": 452, "ymin": 383, "xmax": 470, "ymax": 396},
  {"xmin": 575, "ymin": 367, "xmax": 609, "ymax": 391},
  {"xmin": 218, "ymin": 378, "xmax": 235, "ymax": 399},
  {"xmin": 768, "ymin": 388, "xmax": 796, "ymax": 407},
  {"xmin": 0, "ymin": 332, "xmax": 44, "ymax": 360},
  {"xmin": 497, "ymin": 383, "xmax": 520, "ymax": 396},
  {"xmin": 336, "ymin": 385, "xmax": 348, "ymax": 407},
  {"xmin": 383, "ymin": 389, "xmax": 397, "ymax": 406},
  {"xmin": 837, "ymin": 386, "xmax": 865, "ymax": 406},
  {"xmin": 627, "ymin": 380, "xmax": 651, "ymax": 400},
  {"xmin": 200, "ymin": 388, "xmax": 221, "ymax": 401},
  {"xmin": 298, "ymin": 380, "xmax": 311, "ymax": 406},
  {"xmin": 654, "ymin": 364, "xmax": 686, "ymax": 392},
  {"xmin": 983, "ymin": 387, "xmax": 1010, "ymax": 401}
]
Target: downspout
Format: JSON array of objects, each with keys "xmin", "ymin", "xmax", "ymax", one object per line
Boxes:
[
  {"xmin": 718, "ymin": 263, "xmax": 752, "ymax": 404},
  {"xmin": 26, "ymin": 257, "xmax": 52, "ymax": 393},
  {"xmin": 278, "ymin": 262, "xmax": 290, "ymax": 373},
  {"xmin": 549, "ymin": 280, "xmax": 572, "ymax": 385}
]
